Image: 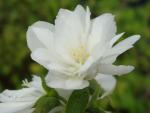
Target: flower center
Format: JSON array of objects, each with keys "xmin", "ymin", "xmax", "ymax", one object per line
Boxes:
[{"xmin": 70, "ymin": 44, "xmax": 90, "ymax": 64}]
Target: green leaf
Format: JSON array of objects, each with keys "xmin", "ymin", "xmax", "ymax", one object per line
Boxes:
[
  {"xmin": 32, "ymin": 96, "xmax": 60, "ymax": 113},
  {"xmin": 66, "ymin": 88, "xmax": 89, "ymax": 113},
  {"xmin": 89, "ymin": 79, "xmax": 102, "ymax": 106}
]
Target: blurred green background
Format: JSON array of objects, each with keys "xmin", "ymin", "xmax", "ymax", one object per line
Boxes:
[{"xmin": 0, "ymin": 0, "xmax": 149, "ymax": 113}]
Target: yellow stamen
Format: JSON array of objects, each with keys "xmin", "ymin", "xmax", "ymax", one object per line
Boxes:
[{"xmin": 70, "ymin": 44, "xmax": 90, "ymax": 64}]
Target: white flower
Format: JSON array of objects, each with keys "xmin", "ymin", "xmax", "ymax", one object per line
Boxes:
[
  {"xmin": 0, "ymin": 76, "xmax": 43, "ymax": 113},
  {"xmin": 27, "ymin": 5, "xmax": 140, "ymax": 93},
  {"xmin": 0, "ymin": 75, "xmax": 70, "ymax": 113}
]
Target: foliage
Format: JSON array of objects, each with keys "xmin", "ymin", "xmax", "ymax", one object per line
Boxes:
[
  {"xmin": 33, "ymin": 96, "xmax": 60, "ymax": 113},
  {"xmin": 0, "ymin": 0, "xmax": 149, "ymax": 113},
  {"xmin": 66, "ymin": 88, "xmax": 89, "ymax": 113}
]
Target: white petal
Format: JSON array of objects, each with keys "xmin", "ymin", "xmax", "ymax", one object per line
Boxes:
[
  {"xmin": 54, "ymin": 5, "xmax": 90, "ymax": 50},
  {"xmin": 31, "ymin": 48, "xmax": 51, "ymax": 61},
  {"xmin": 79, "ymin": 57, "xmax": 96, "ymax": 79},
  {"xmin": 31, "ymin": 48, "xmax": 76, "ymax": 70},
  {"xmin": 74, "ymin": 5, "xmax": 91, "ymax": 43},
  {"xmin": 115, "ymin": 35, "xmax": 140, "ymax": 48},
  {"xmin": 27, "ymin": 21, "xmax": 54, "ymax": 51},
  {"xmin": 95, "ymin": 74, "xmax": 116, "ymax": 92},
  {"xmin": 47, "ymin": 63, "xmax": 73, "ymax": 75},
  {"xmin": 85, "ymin": 6, "xmax": 91, "ymax": 35},
  {"xmin": 54, "ymin": 8, "xmax": 83, "ymax": 49},
  {"xmin": 65, "ymin": 78, "xmax": 89, "ymax": 89},
  {"xmin": 98, "ymin": 64, "xmax": 134, "ymax": 75},
  {"xmin": 29, "ymin": 75, "xmax": 42, "ymax": 89},
  {"xmin": 91, "ymin": 41, "xmax": 109, "ymax": 60},
  {"xmin": 0, "ymin": 88, "xmax": 39, "ymax": 102},
  {"xmin": 32, "ymin": 21, "xmax": 54, "ymax": 31},
  {"xmin": 46, "ymin": 74, "xmax": 67, "ymax": 89},
  {"xmin": 23, "ymin": 75, "xmax": 45, "ymax": 93},
  {"xmin": 106, "ymin": 35, "xmax": 140, "ymax": 56},
  {"xmin": 74, "ymin": 5, "xmax": 86, "ymax": 27},
  {"xmin": 0, "ymin": 78, "xmax": 43, "ymax": 113},
  {"xmin": 109, "ymin": 32, "xmax": 125, "ymax": 47},
  {"xmin": 100, "ymin": 55, "xmax": 117, "ymax": 64},
  {"xmin": 31, "ymin": 48, "xmax": 77, "ymax": 75},
  {"xmin": 53, "ymin": 46, "xmax": 78, "ymax": 66},
  {"xmin": 88, "ymin": 13, "xmax": 116, "ymax": 51},
  {"xmin": 31, "ymin": 48, "xmax": 52, "ymax": 68},
  {"xmin": 46, "ymin": 72, "xmax": 89, "ymax": 90},
  {"xmin": 0, "ymin": 102, "xmax": 34, "ymax": 113}
]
